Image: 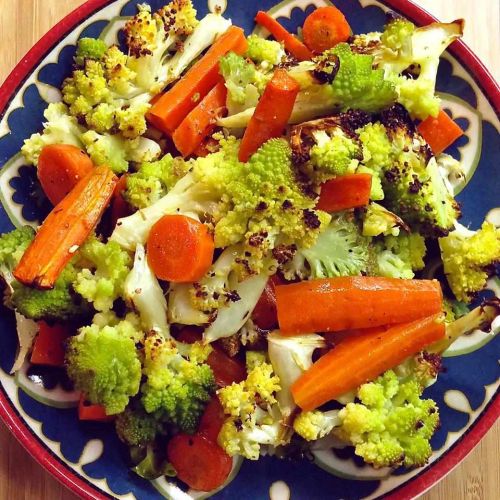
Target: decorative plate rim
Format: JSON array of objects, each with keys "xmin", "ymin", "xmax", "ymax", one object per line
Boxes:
[{"xmin": 0, "ymin": 1, "xmax": 498, "ymax": 499}]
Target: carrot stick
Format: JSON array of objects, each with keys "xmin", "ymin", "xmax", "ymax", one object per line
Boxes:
[
  {"xmin": 110, "ymin": 174, "xmax": 132, "ymax": 229},
  {"xmin": 417, "ymin": 109, "xmax": 464, "ymax": 155},
  {"xmin": 317, "ymin": 173, "xmax": 372, "ymax": 212},
  {"xmin": 37, "ymin": 144, "xmax": 94, "ymax": 205},
  {"xmin": 147, "ymin": 214, "xmax": 214, "ymax": 282},
  {"xmin": 291, "ymin": 313, "xmax": 446, "ymax": 410},
  {"xmin": 13, "ymin": 165, "xmax": 117, "ymax": 289},
  {"xmin": 30, "ymin": 321, "xmax": 71, "ymax": 366},
  {"xmin": 255, "ymin": 11, "xmax": 313, "ymax": 61},
  {"xmin": 275, "ymin": 276, "xmax": 443, "ymax": 335},
  {"xmin": 302, "ymin": 6, "xmax": 351, "ymax": 53},
  {"xmin": 78, "ymin": 395, "xmax": 114, "ymax": 422},
  {"xmin": 147, "ymin": 26, "xmax": 247, "ymax": 135},
  {"xmin": 238, "ymin": 69, "xmax": 300, "ymax": 162},
  {"xmin": 172, "ymin": 80, "xmax": 227, "ymax": 158}
]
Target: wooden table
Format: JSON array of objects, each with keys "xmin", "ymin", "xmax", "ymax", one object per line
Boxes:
[{"xmin": 0, "ymin": 1, "xmax": 498, "ymax": 498}]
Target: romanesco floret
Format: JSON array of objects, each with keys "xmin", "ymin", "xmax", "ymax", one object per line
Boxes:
[
  {"xmin": 0, "ymin": 226, "xmax": 35, "ymax": 281},
  {"xmin": 439, "ymin": 222, "xmax": 500, "ymax": 302},
  {"xmin": 362, "ymin": 203, "xmax": 405, "ymax": 237},
  {"xmin": 74, "ymin": 37, "xmax": 108, "ymax": 67},
  {"xmin": 115, "ymin": 404, "xmax": 165, "ymax": 446},
  {"xmin": 245, "ymin": 34, "xmax": 284, "ymax": 66},
  {"xmin": 66, "ymin": 313, "xmax": 144, "ymax": 414},
  {"xmin": 124, "ymin": 154, "xmax": 190, "ymax": 209},
  {"xmin": 330, "ymin": 43, "xmax": 397, "ymax": 112},
  {"xmin": 21, "ymin": 103, "xmax": 85, "ymax": 166},
  {"xmin": 217, "ymin": 356, "xmax": 286, "ymax": 460},
  {"xmin": 380, "ymin": 18, "xmax": 415, "ymax": 55},
  {"xmin": 73, "ymin": 236, "xmax": 132, "ymax": 312},
  {"xmin": 293, "ymin": 410, "xmax": 340, "ymax": 441},
  {"xmin": 333, "ymin": 364, "xmax": 440, "ymax": 468},
  {"xmin": 374, "ymin": 232, "xmax": 426, "ymax": 280},
  {"xmin": 140, "ymin": 334, "xmax": 215, "ymax": 433},
  {"xmin": 284, "ymin": 214, "xmax": 370, "ymax": 280}
]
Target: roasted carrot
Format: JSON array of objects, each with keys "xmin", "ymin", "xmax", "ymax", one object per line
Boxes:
[
  {"xmin": 172, "ymin": 80, "xmax": 227, "ymax": 157},
  {"xmin": 147, "ymin": 26, "xmax": 247, "ymax": 135},
  {"xmin": 302, "ymin": 6, "xmax": 351, "ymax": 53},
  {"xmin": 252, "ymin": 274, "xmax": 285, "ymax": 330},
  {"xmin": 291, "ymin": 313, "xmax": 446, "ymax": 410},
  {"xmin": 198, "ymin": 396, "xmax": 226, "ymax": 443},
  {"xmin": 276, "ymin": 276, "xmax": 443, "ymax": 335},
  {"xmin": 110, "ymin": 175, "xmax": 131, "ymax": 228},
  {"xmin": 37, "ymin": 144, "xmax": 94, "ymax": 205},
  {"xmin": 238, "ymin": 69, "xmax": 300, "ymax": 162},
  {"xmin": 255, "ymin": 11, "xmax": 313, "ymax": 61},
  {"xmin": 13, "ymin": 166, "xmax": 117, "ymax": 289},
  {"xmin": 417, "ymin": 109, "xmax": 464, "ymax": 155},
  {"xmin": 317, "ymin": 173, "xmax": 372, "ymax": 212},
  {"xmin": 193, "ymin": 136, "xmax": 220, "ymax": 157},
  {"xmin": 147, "ymin": 214, "xmax": 214, "ymax": 283},
  {"xmin": 30, "ymin": 321, "xmax": 71, "ymax": 366},
  {"xmin": 78, "ymin": 395, "xmax": 114, "ymax": 422}
]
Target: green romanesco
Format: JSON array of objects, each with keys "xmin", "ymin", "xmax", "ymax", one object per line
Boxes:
[
  {"xmin": 374, "ymin": 232, "xmax": 426, "ymax": 280},
  {"xmin": 66, "ymin": 312, "xmax": 144, "ymax": 414},
  {"xmin": 333, "ymin": 362, "xmax": 440, "ymax": 468},
  {"xmin": 245, "ymin": 34, "xmax": 284, "ymax": 67},
  {"xmin": 73, "ymin": 236, "xmax": 132, "ymax": 312},
  {"xmin": 217, "ymin": 355, "xmax": 286, "ymax": 460},
  {"xmin": 124, "ymin": 154, "xmax": 190, "ymax": 209},
  {"xmin": 293, "ymin": 410, "xmax": 340, "ymax": 441},
  {"xmin": 362, "ymin": 203, "xmax": 404, "ymax": 237},
  {"xmin": 439, "ymin": 222, "xmax": 500, "ymax": 302},
  {"xmin": 115, "ymin": 404, "xmax": 165, "ymax": 446},
  {"xmin": 0, "ymin": 226, "xmax": 35, "ymax": 281},
  {"xmin": 74, "ymin": 37, "xmax": 108, "ymax": 67},
  {"xmin": 140, "ymin": 333, "xmax": 215, "ymax": 434}
]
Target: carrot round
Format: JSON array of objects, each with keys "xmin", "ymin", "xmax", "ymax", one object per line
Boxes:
[
  {"xmin": 79, "ymin": 395, "xmax": 114, "ymax": 421},
  {"xmin": 302, "ymin": 6, "xmax": 351, "ymax": 53},
  {"xmin": 172, "ymin": 80, "xmax": 227, "ymax": 158},
  {"xmin": 147, "ymin": 26, "xmax": 247, "ymax": 135},
  {"xmin": 14, "ymin": 165, "xmax": 117, "ymax": 289},
  {"xmin": 255, "ymin": 11, "xmax": 313, "ymax": 61},
  {"xmin": 238, "ymin": 69, "xmax": 300, "ymax": 162},
  {"xmin": 291, "ymin": 313, "xmax": 446, "ymax": 411},
  {"xmin": 38, "ymin": 144, "xmax": 94, "ymax": 205},
  {"xmin": 417, "ymin": 109, "xmax": 464, "ymax": 155},
  {"xmin": 275, "ymin": 276, "xmax": 443, "ymax": 335},
  {"xmin": 317, "ymin": 173, "xmax": 372, "ymax": 212},
  {"xmin": 147, "ymin": 215, "xmax": 214, "ymax": 283},
  {"xmin": 31, "ymin": 321, "xmax": 71, "ymax": 366}
]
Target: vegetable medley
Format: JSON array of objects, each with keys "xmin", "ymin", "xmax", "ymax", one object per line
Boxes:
[{"xmin": 1, "ymin": 0, "xmax": 499, "ymax": 492}]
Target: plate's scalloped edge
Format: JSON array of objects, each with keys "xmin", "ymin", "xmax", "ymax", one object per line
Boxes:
[{"xmin": 0, "ymin": 1, "xmax": 498, "ymax": 500}]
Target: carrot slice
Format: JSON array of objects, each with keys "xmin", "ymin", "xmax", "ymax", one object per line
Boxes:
[
  {"xmin": 38, "ymin": 144, "xmax": 94, "ymax": 205},
  {"xmin": 275, "ymin": 276, "xmax": 443, "ymax": 335},
  {"xmin": 238, "ymin": 69, "xmax": 300, "ymax": 162},
  {"xmin": 78, "ymin": 395, "xmax": 114, "ymax": 422},
  {"xmin": 255, "ymin": 11, "xmax": 313, "ymax": 61},
  {"xmin": 198, "ymin": 396, "xmax": 226, "ymax": 443},
  {"xmin": 13, "ymin": 165, "xmax": 117, "ymax": 289},
  {"xmin": 30, "ymin": 321, "xmax": 71, "ymax": 366},
  {"xmin": 317, "ymin": 173, "xmax": 372, "ymax": 212},
  {"xmin": 147, "ymin": 215, "xmax": 214, "ymax": 283},
  {"xmin": 302, "ymin": 6, "xmax": 351, "ymax": 53},
  {"xmin": 291, "ymin": 314, "xmax": 446, "ymax": 410},
  {"xmin": 417, "ymin": 109, "xmax": 464, "ymax": 155},
  {"xmin": 172, "ymin": 80, "xmax": 227, "ymax": 157},
  {"xmin": 147, "ymin": 26, "xmax": 247, "ymax": 135},
  {"xmin": 167, "ymin": 434, "xmax": 232, "ymax": 491}
]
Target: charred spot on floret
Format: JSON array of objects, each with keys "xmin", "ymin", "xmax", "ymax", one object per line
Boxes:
[
  {"xmin": 256, "ymin": 201, "xmax": 268, "ymax": 211},
  {"xmin": 312, "ymin": 53, "xmax": 340, "ymax": 84},
  {"xmin": 303, "ymin": 209, "xmax": 321, "ymax": 229},
  {"xmin": 272, "ymin": 244, "xmax": 297, "ymax": 265},
  {"xmin": 248, "ymin": 232, "xmax": 268, "ymax": 247},
  {"xmin": 408, "ymin": 175, "xmax": 423, "ymax": 194},
  {"xmin": 379, "ymin": 103, "xmax": 416, "ymax": 137},
  {"xmin": 282, "ymin": 200, "xmax": 293, "ymax": 210},
  {"xmin": 418, "ymin": 351, "xmax": 443, "ymax": 379},
  {"xmin": 225, "ymin": 290, "xmax": 241, "ymax": 302}
]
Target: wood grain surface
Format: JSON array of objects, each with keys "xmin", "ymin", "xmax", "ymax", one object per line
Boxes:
[{"xmin": 0, "ymin": 1, "xmax": 498, "ymax": 499}]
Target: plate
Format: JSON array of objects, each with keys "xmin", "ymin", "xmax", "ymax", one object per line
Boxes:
[{"xmin": 0, "ymin": 1, "xmax": 498, "ymax": 499}]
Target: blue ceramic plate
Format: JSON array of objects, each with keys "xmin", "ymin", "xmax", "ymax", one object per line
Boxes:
[{"xmin": 0, "ymin": 1, "xmax": 498, "ymax": 498}]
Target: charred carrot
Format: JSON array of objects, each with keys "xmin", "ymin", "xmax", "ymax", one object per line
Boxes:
[
  {"xmin": 302, "ymin": 6, "xmax": 351, "ymax": 53},
  {"xmin": 30, "ymin": 321, "xmax": 71, "ymax": 366},
  {"xmin": 276, "ymin": 276, "xmax": 443, "ymax": 335},
  {"xmin": 172, "ymin": 80, "xmax": 227, "ymax": 157},
  {"xmin": 13, "ymin": 166, "xmax": 117, "ymax": 289},
  {"xmin": 239, "ymin": 69, "xmax": 300, "ymax": 162},
  {"xmin": 147, "ymin": 26, "xmax": 247, "ymax": 135},
  {"xmin": 417, "ymin": 109, "xmax": 464, "ymax": 155},
  {"xmin": 147, "ymin": 214, "xmax": 215, "ymax": 283},
  {"xmin": 292, "ymin": 313, "xmax": 446, "ymax": 410},
  {"xmin": 317, "ymin": 173, "xmax": 372, "ymax": 212},
  {"xmin": 37, "ymin": 144, "xmax": 94, "ymax": 205},
  {"xmin": 255, "ymin": 11, "xmax": 313, "ymax": 61}
]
